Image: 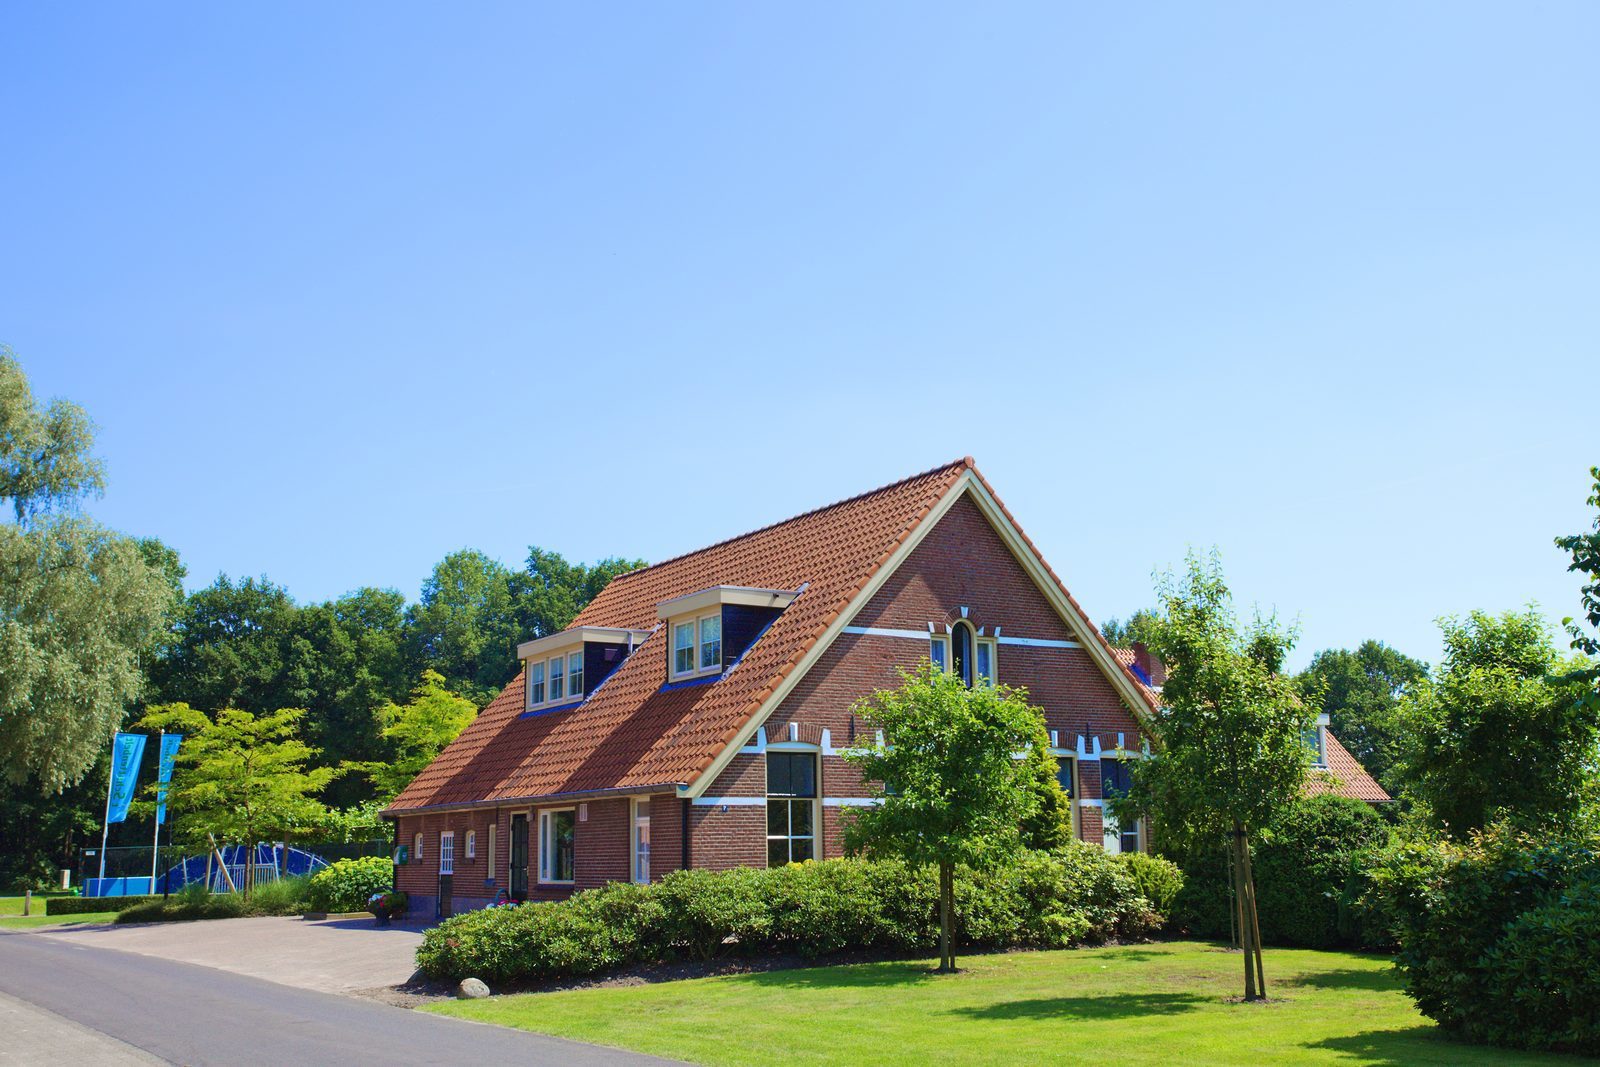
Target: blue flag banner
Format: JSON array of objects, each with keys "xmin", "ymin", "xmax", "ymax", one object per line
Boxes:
[
  {"xmin": 106, "ymin": 732, "xmax": 147, "ymax": 825},
  {"xmin": 155, "ymin": 734, "xmax": 183, "ymax": 825}
]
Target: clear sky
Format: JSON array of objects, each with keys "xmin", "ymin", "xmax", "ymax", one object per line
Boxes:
[{"xmin": 5, "ymin": 3, "xmax": 1595, "ymax": 671}]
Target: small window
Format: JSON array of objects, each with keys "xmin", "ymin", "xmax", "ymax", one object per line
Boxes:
[
  {"xmin": 439, "ymin": 831, "xmax": 455, "ymax": 875},
  {"xmin": 487, "ymin": 824, "xmax": 497, "ymax": 880},
  {"xmin": 465, "ymin": 830, "xmax": 476, "ymax": 860},
  {"xmin": 632, "ymin": 799, "xmax": 651, "ymax": 884},
  {"xmin": 1055, "ymin": 760, "xmax": 1075, "ymax": 799},
  {"xmin": 1100, "ymin": 759, "xmax": 1140, "ymax": 853},
  {"xmin": 952, "ymin": 622, "xmax": 974, "ymax": 686},
  {"xmin": 539, "ymin": 809, "xmax": 576, "ymax": 884},
  {"xmin": 568, "ymin": 651, "xmax": 585, "ymax": 698},
  {"xmin": 766, "ymin": 753, "xmax": 818, "ymax": 867},
  {"xmin": 549, "ymin": 656, "xmax": 565, "ymax": 702},
  {"xmin": 413, "ymin": 832, "xmax": 423, "ymax": 862},
  {"xmin": 699, "ymin": 614, "xmax": 722, "ymax": 671},
  {"xmin": 674, "ymin": 622, "xmax": 696, "ymax": 675},
  {"xmin": 975, "ymin": 638, "xmax": 996, "ymax": 686},
  {"xmin": 528, "ymin": 661, "xmax": 546, "ymax": 705},
  {"xmin": 930, "ymin": 634, "xmax": 949, "ymax": 671}
]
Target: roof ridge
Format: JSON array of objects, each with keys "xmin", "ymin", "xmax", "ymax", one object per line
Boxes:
[{"xmin": 603, "ymin": 457, "xmax": 973, "ymax": 583}]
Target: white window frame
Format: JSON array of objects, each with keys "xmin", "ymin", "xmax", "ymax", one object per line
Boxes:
[
  {"xmin": 487, "ymin": 823, "xmax": 497, "ymax": 880},
  {"xmin": 527, "ymin": 650, "xmax": 590, "ymax": 712},
  {"xmin": 568, "ymin": 651, "xmax": 585, "ymax": 700},
  {"xmin": 670, "ymin": 612, "xmax": 723, "ymax": 680},
  {"xmin": 930, "ymin": 629, "xmax": 998, "ymax": 686},
  {"xmin": 631, "ymin": 798, "xmax": 651, "ymax": 885},
  {"xmin": 765, "ymin": 747, "xmax": 820, "ymax": 867},
  {"xmin": 439, "ymin": 830, "xmax": 455, "ymax": 875},
  {"xmin": 538, "ymin": 807, "xmax": 577, "ymax": 885},
  {"xmin": 930, "ymin": 634, "xmax": 949, "ymax": 671},
  {"xmin": 1049, "ymin": 749, "xmax": 1080, "ymax": 839},
  {"xmin": 527, "ymin": 660, "xmax": 546, "ymax": 708},
  {"xmin": 464, "ymin": 830, "xmax": 476, "ymax": 860},
  {"xmin": 548, "ymin": 654, "xmax": 565, "ymax": 702}
]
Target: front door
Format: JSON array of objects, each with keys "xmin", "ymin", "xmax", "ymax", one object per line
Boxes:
[
  {"xmin": 510, "ymin": 814, "xmax": 529, "ymax": 900},
  {"xmin": 437, "ymin": 831, "xmax": 455, "ymax": 919}
]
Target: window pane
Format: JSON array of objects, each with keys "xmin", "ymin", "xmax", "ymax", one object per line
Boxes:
[
  {"xmin": 791, "ymin": 837, "xmax": 814, "ymax": 863},
  {"xmin": 529, "ymin": 662, "xmax": 545, "ymax": 704},
  {"xmin": 1055, "ymin": 763, "xmax": 1075, "ymax": 799},
  {"xmin": 791, "ymin": 755, "xmax": 816, "ymax": 798},
  {"xmin": 1102, "ymin": 758, "xmax": 1131, "ymax": 797},
  {"xmin": 789, "ymin": 798, "xmax": 813, "ymax": 837},
  {"xmin": 674, "ymin": 623, "xmax": 695, "ymax": 674},
  {"xmin": 976, "ymin": 641, "xmax": 993, "ymax": 684},
  {"xmin": 953, "ymin": 625, "xmax": 972, "ymax": 686},
  {"xmin": 930, "ymin": 637, "xmax": 947, "ymax": 671},
  {"xmin": 768, "ymin": 838, "xmax": 790, "ymax": 867},
  {"xmin": 767, "ymin": 753, "xmax": 791, "ymax": 796},
  {"xmin": 569, "ymin": 652, "xmax": 584, "ymax": 697},
  {"xmin": 552, "ymin": 811, "xmax": 575, "ymax": 881},
  {"xmin": 549, "ymin": 656, "xmax": 565, "ymax": 701},
  {"xmin": 767, "ymin": 800, "xmax": 787, "ymax": 836},
  {"xmin": 700, "ymin": 615, "xmax": 722, "ymax": 670},
  {"xmin": 1122, "ymin": 828, "xmax": 1140, "ymax": 853}
]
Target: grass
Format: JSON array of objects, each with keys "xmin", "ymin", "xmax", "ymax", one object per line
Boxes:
[
  {"xmin": 428, "ymin": 941, "xmax": 1587, "ymax": 1066},
  {"xmin": 0, "ymin": 895, "xmax": 118, "ymax": 929}
]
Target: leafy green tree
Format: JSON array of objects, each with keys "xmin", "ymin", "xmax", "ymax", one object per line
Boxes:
[
  {"xmin": 842, "ymin": 665, "xmax": 1050, "ymax": 972},
  {"xmin": 1295, "ymin": 641, "xmax": 1427, "ymax": 792},
  {"xmin": 1100, "ymin": 609, "xmax": 1163, "ymax": 650},
  {"xmin": 135, "ymin": 703, "xmax": 334, "ymax": 895},
  {"xmin": 349, "ymin": 669, "xmax": 478, "ymax": 803},
  {"xmin": 511, "ymin": 548, "xmax": 646, "ymax": 641},
  {"xmin": 1118, "ymin": 552, "xmax": 1312, "ymax": 1001},
  {"xmin": 1555, "ymin": 465, "xmax": 1600, "ymax": 686},
  {"xmin": 1397, "ymin": 609, "xmax": 1595, "ymax": 839},
  {"xmin": 0, "ymin": 351, "xmax": 177, "ymax": 790},
  {"xmin": 1018, "ymin": 752, "xmax": 1074, "ymax": 853},
  {"xmin": 405, "ymin": 550, "xmax": 520, "ymax": 705}
]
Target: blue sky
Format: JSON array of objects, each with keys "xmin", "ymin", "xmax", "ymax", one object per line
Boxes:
[{"xmin": 5, "ymin": 3, "xmax": 1595, "ymax": 671}]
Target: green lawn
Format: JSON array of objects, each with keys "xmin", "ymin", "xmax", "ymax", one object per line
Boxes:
[
  {"xmin": 429, "ymin": 941, "xmax": 1587, "ymax": 1066},
  {"xmin": 0, "ymin": 895, "xmax": 118, "ymax": 928}
]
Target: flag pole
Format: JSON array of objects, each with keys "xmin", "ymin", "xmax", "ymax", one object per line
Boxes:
[
  {"xmin": 97, "ymin": 735, "xmax": 116, "ymax": 884},
  {"xmin": 150, "ymin": 732, "xmax": 163, "ymax": 892}
]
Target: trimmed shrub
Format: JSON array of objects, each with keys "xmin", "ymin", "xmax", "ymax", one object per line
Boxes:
[
  {"xmin": 115, "ymin": 878, "xmax": 312, "ymax": 923},
  {"xmin": 1116, "ymin": 852, "xmax": 1184, "ymax": 919},
  {"xmin": 1374, "ymin": 826, "xmax": 1600, "ymax": 1054},
  {"xmin": 416, "ymin": 847, "xmax": 1155, "ymax": 985},
  {"xmin": 306, "ymin": 856, "xmax": 393, "ymax": 914},
  {"xmin": 47, "ymin": 894, "xmax": 155, "ymax": 915},
  {"xmin": 1169, "ymin": 794, "xmax": 1390, "ymax": 948}
]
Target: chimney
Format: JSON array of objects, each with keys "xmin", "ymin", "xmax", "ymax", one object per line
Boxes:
[{"xmin": 1131, "ymin": 642, "xmax": 1167, "ymax": 687}]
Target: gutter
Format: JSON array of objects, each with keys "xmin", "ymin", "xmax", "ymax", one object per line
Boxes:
[{"xmin": 381, "ymin": 780, "xmax": 688, "ymax": 819}]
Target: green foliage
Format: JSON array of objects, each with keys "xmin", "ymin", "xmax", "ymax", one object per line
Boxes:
[
  {"xmin": 134, "ymin": 704, "xmax": 334, "ymax": 884},
  {"xmin": 115, "ymin": 877, "xmax": 311, "ymax": 922},
  {"xmin": 1120, "ymin": 552, "xmax": 1312, "ymax": 855},
  {"xmin": 347, "ymin": 670, "xmax": 477, "ymax": 802},
  {"xmin": 1116, "ymin": 852, "xmax": 1184, "ymax": 918},
  {"xmin": 1372, "ymin": 825, "xmax": 1600, "ymax": 1053},
  {"xmin": 1295, "ymin": 640, "xmax": 1427, "ymax": 792},
  {"xmin": 306, "ymin": 856, "xmax": 396, "ymax": 913},
  {"xmin": 1018, "ymin": 751, "xmax": 1074, "ymax": 853},
  {"xmin": 46, "ymin": 894, "xmax": 156, "ymax": 915},
  {"xmin": 1099, "ymin": 609, "xmax": 1162, "ymax": 650},
  {"xmin": 1554, "ymin": 466, "xmax": 1600, "ymax": 706},
  {"xmin": 0, "ymin": 346, "xmax": 105, "ymax": 522},
  {"xmin": 415, "ymin": 849, "xmax": 1155, "ymax": 985},
  {"xmin": 1168, "ymin": 794, "xmax": 1392, "ymax": 949},
  {"xmin": 1397, "ymin": 609, "xmax": 1597, "ymax": 839}
]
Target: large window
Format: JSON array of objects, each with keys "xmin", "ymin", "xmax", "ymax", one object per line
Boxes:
[
  {"xmin": 527, "ymin": 648, "xmax": 587, "ymax": 712},
  {"xmin": 766, "ymin": 752, "xmax": 817, "ymax": 866},
  {"xmin": 632, "ymin": 799, "xmax": 651, "ymax": 884},
  {"xmin": 931, "ymin": 623, "xmax": 997, "ymax": 687},
  {"xmin": 671, "ymin": 614, "xmax": 723, "ymax": 679},
  {"xmin": 539, "ymin": 808, "xmax": 576, "ymax": 884},
  {"xmin": 1100, "ymin": 758, "xmax": 1141, "ymax": 854}
]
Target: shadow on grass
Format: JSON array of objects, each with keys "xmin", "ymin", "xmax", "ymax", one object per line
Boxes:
[
  {"xmin": 946, "ymin": 992, "xmax": 1204, "ymax": 1022},
  {"xmin": 1278, "ymin": 967, "xmax": 1401, "ymax": 994},
  {"xmin": 735, "ymin": 961, "xmax": 946, "ymax": 991},
  {"xmin": 1307, "ymin": 1027, "xmax": 1580, "ymax": 1065}
]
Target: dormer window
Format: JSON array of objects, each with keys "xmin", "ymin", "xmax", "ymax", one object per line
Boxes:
[
  {"xmin": 672, "ymin": 614, "xmax": 722, "ymax": 680},
  {"xmin": 658, "ymin": 585, "xmax": 799, "ymax": 683},
  {"xmin": 518, "ymin": 626, "xmax": 651, "ymax": 714},
  {"xmin": 1304, "ymin": 714, "xmax": 1330, "ymax": 768},
  {"xmin": 549, "ymin": 655, "xmax": 565, "ymax": 701},
  {"xmin": 699, "ymin": 614, "xmax": 722, "ymax": 670},
  {"xmin": 529, "ymin": 661, "xmax": 546, "ymax": 704}
]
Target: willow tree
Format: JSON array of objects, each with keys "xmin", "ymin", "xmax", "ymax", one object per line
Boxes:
[
  {"xmin": 842, "ymin": 664, "xmax": 1050, "ymax": 973},
  {"xmin": 1119, "ymin": 552, "xmax": 1311, "ymax": 1001}
]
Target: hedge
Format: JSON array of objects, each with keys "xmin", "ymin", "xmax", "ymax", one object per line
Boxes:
[
  {"xmin": 306, "ymin": 856, "xmax": 394, "ymax": 914},
  {"xmin": 47, "ymin": 895, "xmax": 155, "ymax": 915},
  {"xmin": 417, "ymin": 845, "xmax": 1159, "ymax": 985},
  {"xmin": 116, "ymin": 877, "xmax": 311, "ymax": 923},
  {"xmin": 1168, "ymin": 794, "xmax": 1392, "ymax": 949},
  {"xmin": 1371, "ymin": 827, "xmax": 1600, "ymax": 1054}
]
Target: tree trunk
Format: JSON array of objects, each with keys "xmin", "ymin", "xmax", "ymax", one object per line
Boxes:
[
  {"xmin": 1232, "ymin": 825, "xmax": 1258, "ymax": 1001},
  {"xmin": 1240, "ymin": 829, "xmax": 1267, "ymax": 998},
  {"xmin": 937, "ymin": 861, "xmax": 955, "ymax": 973},
  {"xmin": 1225, "ymin": 836, "xmax": 1240, "ymax": 950}
]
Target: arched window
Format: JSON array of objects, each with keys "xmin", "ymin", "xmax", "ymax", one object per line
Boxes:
[{"xmin": 952, "ymin": 622, "xmax": 974, "ymax": 686}]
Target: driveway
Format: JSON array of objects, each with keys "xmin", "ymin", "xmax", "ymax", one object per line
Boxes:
[{"xmin": 40, "ymin": 915, "xmax": 424, "ymax": 994}]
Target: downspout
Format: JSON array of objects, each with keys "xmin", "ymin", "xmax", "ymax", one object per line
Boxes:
[{"xmin": 681, "ymin": 797, "xmax": 691, "ymax": 871}]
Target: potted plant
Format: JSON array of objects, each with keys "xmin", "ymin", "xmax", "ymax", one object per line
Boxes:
[{"xmin": 368, "ymin": 890, "xmax": 407, "ymax": 926}]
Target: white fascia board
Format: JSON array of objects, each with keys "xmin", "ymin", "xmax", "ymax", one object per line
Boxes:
[
  {"xmin": 655, "ymin": 585, "xmax": 801, "ymax": 621},
  {"xmin": 517, "ymin": 626, "xmax": 653, "ymax": 662}
]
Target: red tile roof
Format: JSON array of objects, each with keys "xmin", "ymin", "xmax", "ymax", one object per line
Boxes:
[
  {"xmin": 386, "ymin": 460, "xmax": 971, "ymax": 813},
  {"xmin": 1308, "ymin": 730, "xmax": 1392, "ymax": 802}
]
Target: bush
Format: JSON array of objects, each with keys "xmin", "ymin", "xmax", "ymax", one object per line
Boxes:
[
  {"xmin": 1374, "ymin": 826, "xmax": 1600, "ymax": 1054},
  {"xmin": 47, "ymin": 894, "xmax": 155, "ymax": 915},
  {"xmin": 1117, "ymin": 852, "xmax": 1184, "ymax": 918},
  {"xmin": 1168, "ymin": 794, "xmax": 1391, "ymax": 948},
  {"xmin": 306, "ymin": 856, "xmax": 393, "ymax": 914},
  {"xmin": 416, "ymin": 848, "xmax": 1156, "ymax": 985},
  {"xmin": 115, "ymin": 878, "xmax": 312, "ymax": 923}
]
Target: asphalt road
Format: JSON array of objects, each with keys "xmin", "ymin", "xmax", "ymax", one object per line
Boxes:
[{"xmin": 0, "ymin": 930, "xmax": 676, "ymax": 1067}]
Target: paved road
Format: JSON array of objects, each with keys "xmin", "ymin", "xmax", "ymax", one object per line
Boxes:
[{"xmin": 0, "ymin": 931, "xmax": 676, "ymax": 1067}]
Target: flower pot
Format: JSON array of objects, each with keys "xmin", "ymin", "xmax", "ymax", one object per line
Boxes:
[{"xmin": 374, "ymin": 912, "xmax": 390, "ymax": 927}]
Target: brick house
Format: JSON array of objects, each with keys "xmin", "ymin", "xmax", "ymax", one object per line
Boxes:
[{"xmin": 385, "ymin": 458, "xmax": 1387, "ymax": 918}]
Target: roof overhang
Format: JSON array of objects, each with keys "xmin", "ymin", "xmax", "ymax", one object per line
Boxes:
[
  {"xmin": 516, "ymin": 625, "xmax": 654, "ymax": 662},
  {"xmin": 655, "ymin": 585, "xmax": 801, "ymax": 620}
]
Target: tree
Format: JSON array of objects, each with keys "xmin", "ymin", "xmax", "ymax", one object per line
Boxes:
[
  {"xmin": 1397, "ymin": 609, "xmax": 1595, "ymax": 839},
  {"xmin": 842, "ymin": 664, "xmax": 1050, "ymax": 973},
  {"xmin": 510, "ymin": 548, "xmax": 646, "ymax": 642},
  {"xmin": 1100, "ymin": 609, "xmax": 1162, "ymax": 649},
  {"xmin": 405, "ymin": 550, "xmax": 520, "ymax": 705},
  {"xmin": 1555, "ymin": 465, "xmax": 1600, "ymax": 685},
  {"xmin": 135, "ymin": 703, "xmax": 334, "ymax": 895},
  {"xmin": 349, "ymin": 669, "xmax": 478, "ymax": 803},
  {"xmin": 1295, "ymin": 641, "xmax": 1427, "ymax": 791},
  {"xmin": 1118, "ymin": 552, "xmax": 1311, "ymax": 1001},
  {"xmin": 0, "ymin": 345, "xmax": 104, "ymax": 522},
  {"xmin": 1018, "ymin": 752, "xmax": 1075, "ymax": 853}
]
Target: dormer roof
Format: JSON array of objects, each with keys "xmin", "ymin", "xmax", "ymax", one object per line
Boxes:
[
  {"xmin": 655, "ymin": 585, "xmax": 802, "ymax": 620},
  {"xmin": 515, "ymin": 626, "xmax": 653, "ymax": 662}
]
